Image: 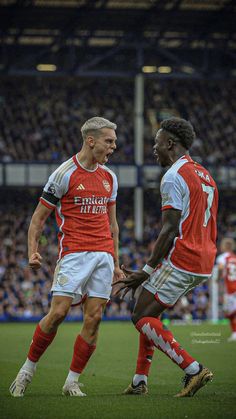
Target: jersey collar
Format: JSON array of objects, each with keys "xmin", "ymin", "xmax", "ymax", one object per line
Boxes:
[
  {"xmin": 179, "ymin": 154, "xmax": 193, "ymax": 163},
  {"xmin": 73, "ymin": 154, "xmax": 99, "ymax": 172}
]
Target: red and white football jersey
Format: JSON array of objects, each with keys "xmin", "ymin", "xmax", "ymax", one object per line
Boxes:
[
  {"xmin": 40, "ymin": 154, "xmax": 118, "ymax": 259},
  {"xmin": 217, "ymin": 252, "xmax": 236, "ymax": 294},
  {"xmin": 161, "ymin": 154, "xmax": 218, "ymax": 276}
]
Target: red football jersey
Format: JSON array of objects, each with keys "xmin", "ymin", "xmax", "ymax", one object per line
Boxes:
[
  {"xmin": 223, "ymin": 253, "xmax": 236, "ymax": 294},
  {"xmin": 40, "ymin": 155, "xmax": 118, "ymax": 259},
  {"xmin": 161, "ymin": 155, "xmax": 218, "ymax": 276}
]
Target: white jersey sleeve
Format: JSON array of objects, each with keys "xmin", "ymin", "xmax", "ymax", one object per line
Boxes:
[
  {"xmin": 216, "ymin": 252, "xmax": 229, "ymax": 267},
  {"xmin": 41, "ymin": 158, "xmax": 76, "ymax": 208},
  {"xmin": 109, "ymin": 171, "xmax": 118, "ymax": 202},
  {"xmin": 161, "ymin": 171, "xmax": 187, "ymax": 211}
]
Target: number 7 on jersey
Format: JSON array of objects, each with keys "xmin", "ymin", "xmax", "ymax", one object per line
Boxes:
[{"xmin": 201, "ymin": 183, "xmax": 215, "ymax": 227}]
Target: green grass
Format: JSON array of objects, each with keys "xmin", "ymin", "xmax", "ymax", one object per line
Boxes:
[{"xmin": 0, "ymin": 322, "xmax": 235, "ymax": 419}]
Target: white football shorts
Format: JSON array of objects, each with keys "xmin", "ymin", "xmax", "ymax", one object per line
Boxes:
[
  {"xmin": 143, "ymin": 261, "xmax": 208, "ymax": 307},
  {"xmin": 51, "ymin": 251, "xmax": 114, "ymax": 305},
  {"xmin": 224, "ymin": 293, "xmax": 236, "ymax": 317}
]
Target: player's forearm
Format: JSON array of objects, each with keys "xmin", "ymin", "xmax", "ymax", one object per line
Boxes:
[
  {"xmin": 111, "ymin": 223, "xmax": 120, "ymax": 267},
  {"xmin": 147, "ymin": 225, "xmax": 177, "ymax": 268},
  {"xmin": 217, "ymin": 267, "xmax": 223, "ymax": 281},
  {"xmin": 28, "ymin": 216, "xmax": 45, "ymax": 259}
]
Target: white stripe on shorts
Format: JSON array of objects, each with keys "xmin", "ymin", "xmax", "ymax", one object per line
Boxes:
[{"xmin": 152, "ymin": 265, "xmax": 173, "ymax": 289}]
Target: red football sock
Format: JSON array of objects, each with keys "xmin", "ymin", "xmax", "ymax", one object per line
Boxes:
[
  {"xmin": 70, "ymin": 335, "xmax": 96, "ymax": 374},
  {"xmin": 136, "ymin": 317, "xmax": 195, "ymax": 370},
  {"xmin": 27, "ymin": 324, "xmax": 57, "ymax": 362},
  {"xmin": 135, "ymin": 333, "xmax": 155, "ymax": 376},
  {"xmin": 229, "ymin": 316, "xmax": 236, "ymax": 332}
]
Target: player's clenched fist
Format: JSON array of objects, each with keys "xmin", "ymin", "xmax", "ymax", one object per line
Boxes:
[{"xmin": 29, "ymin": 252, "xmax": 42, "ymax": 269}]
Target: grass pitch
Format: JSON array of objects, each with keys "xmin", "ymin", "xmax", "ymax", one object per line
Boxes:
[{"xmin": 0, "ymin": 322, "xmax": 235, "ymax": 419}]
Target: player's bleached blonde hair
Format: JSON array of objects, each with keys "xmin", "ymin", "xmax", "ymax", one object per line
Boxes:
[
  {"xmin": 220, "ymin": 237, "xmax": 235, "ymax": 252},
  {"xmin": 81, "ymin": 117, "xmax": 117, "ymax": 140}
]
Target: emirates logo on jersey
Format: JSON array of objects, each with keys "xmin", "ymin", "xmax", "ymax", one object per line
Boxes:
[{"xmin": 103, "ymin": 180, "xmax": 111, "ymax": 192}]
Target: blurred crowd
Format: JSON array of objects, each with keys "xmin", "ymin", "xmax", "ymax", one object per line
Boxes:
[
  {"xmin": 0, "ymin": 188, "xmax": 235, "ymax": 321},
  {"xmin": 0, "ymin": 75, "xmax": 235, "ymax": 321},
  {"xmin": 145, "ymin": 79, "xmax": 236, "ymax": 165},
  {"xmin": 0, "ymin": 77, "xmax": 134, "ymax": 163},
  {"xmin": 0, "ymin": 77, "xmax": 236, "ymax": 165}
]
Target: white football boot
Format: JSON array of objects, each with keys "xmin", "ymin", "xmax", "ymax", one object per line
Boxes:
[
  {"xmin": 228, "ymin": 332, "xmax": 236, "ymax": 342},
  {"xmin": 62, "ymin": 381, "xmax": 86, "ymax": 397},
  {"xmin": 9, "ymin": 370, "xmax": 33, "ymax": 397}
]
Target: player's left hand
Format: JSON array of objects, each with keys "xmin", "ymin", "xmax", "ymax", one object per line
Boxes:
[
  {"xmin": 112, "ymin": 265, "xmax": 149, "ymax": 298},
  {"xmin": 113, "ymin": 265, "xmax": 126, "ymax": 282},
  {"xmin": 111, "ymin": 266, "xmax": 126, "ymax": 296}
]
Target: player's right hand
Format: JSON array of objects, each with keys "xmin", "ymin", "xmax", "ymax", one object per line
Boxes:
[
  {"xmin": 29, "ymin": 252, "xmax": 42, "ymax": 270},
  {"xmin": 112, "ymin": 265, "xmax": 149, "ymax": 299}
]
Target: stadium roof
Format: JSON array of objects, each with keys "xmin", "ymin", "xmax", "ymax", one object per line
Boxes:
[{"xmin": 0, "ymin": 0, "xmax": 236, "ymax": 77}]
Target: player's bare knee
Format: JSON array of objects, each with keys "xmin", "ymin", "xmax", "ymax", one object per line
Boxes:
[
  {"xmin": 86, "ymin": 311, "xmax": 102, "ymax": 327},
  {"xmin": 84, "ymin": 311, "xmax": 102, "ymax": 334},
  {"xmin": 49, "ymin": 307, "xmax": 68, "ymax": 326}
]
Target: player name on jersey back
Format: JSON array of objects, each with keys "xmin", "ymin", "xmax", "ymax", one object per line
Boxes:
[{"xmin": 161, "ymin": 155, "xmax": 218, "ymax": 276}]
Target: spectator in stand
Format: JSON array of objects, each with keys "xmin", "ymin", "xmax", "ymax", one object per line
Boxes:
[
  {"xmin": 0, "ymin": 189, "xmax": 235, "ymax": 320},
  {"xmin": 145, "ymin": 79, "xmax": 236, "ymax": 165},
  {"xmin": 0, "ymin": 78, "xmax": 134, "ymax": 163},
  {"xmin": 0, "ymin": 77, "xmax": 236, "ymax": 165}
]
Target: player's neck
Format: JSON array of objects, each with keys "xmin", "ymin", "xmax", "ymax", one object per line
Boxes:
[
  {"xmin": 170, "ymin": 149, "xmax": 189, "ymax": 165},
  {"xmin": 76, "ymin": 151, "xmax": 98, "ymax": 171}
]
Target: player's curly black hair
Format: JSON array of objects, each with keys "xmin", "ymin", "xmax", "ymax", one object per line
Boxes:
[{"xmin": 160, "ymin": 117, "xmax": 195, "ymax": 150}]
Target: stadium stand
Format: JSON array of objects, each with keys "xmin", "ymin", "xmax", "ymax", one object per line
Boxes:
[
  {"xmin": 0, "ymin": 187, "xmax": 235, "ymax": 321},
  {"xmin": 0, "ymin": 0, "xmax": 235, "ymax": 324},
  {"xmin": 145, "ymin": 79, "xmax": 236, "ymax": 165},
  {"xmin": 0, "ymin": 77, "xmax": 134, "ymax": 163},
  {"xmin": 1, "ymin": 78, "xmax": 236, "ymax": 165}
]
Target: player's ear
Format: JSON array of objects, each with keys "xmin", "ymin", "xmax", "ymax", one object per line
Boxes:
[
  {"xmin": 87, "ymin": 136, "xmax": 95, "ymax": 148},
  {"xmin": 167, "ymin": 138, "xmax": 175, "ymax": 150}
]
